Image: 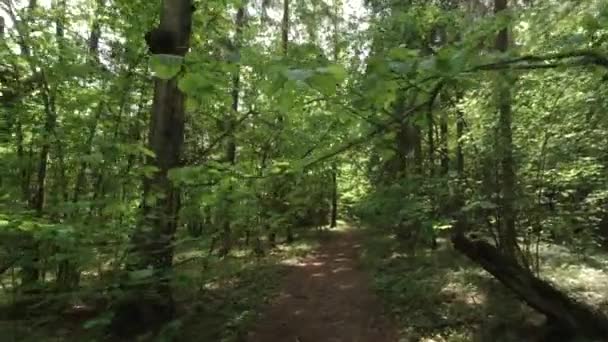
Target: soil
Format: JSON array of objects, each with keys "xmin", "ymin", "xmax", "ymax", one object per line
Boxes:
[{"xmin": 247, "ymin": 229, "xmax": 398, "ymax": 342}]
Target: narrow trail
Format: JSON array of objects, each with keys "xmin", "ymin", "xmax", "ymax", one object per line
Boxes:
[{"xmin": 247, "ymin": 228, "xmax": 398, "ymax": 342}]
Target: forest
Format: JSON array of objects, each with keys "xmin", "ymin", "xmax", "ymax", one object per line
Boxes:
[{"xmin": 1, "ymin": 0, "xmax": 608, "ymax": 341}]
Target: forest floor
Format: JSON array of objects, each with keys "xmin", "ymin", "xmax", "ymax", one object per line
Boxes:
[
  {"xmin": 247, "ymin": 225, "xmax": 397, "ymax": 342},
  {"xmin": 2, "ymin": 222, "xmax": 608, "ymax": 342},
  {"xmin": 358, "ymin": 226, "xmax": 608, "ymax": 342}
]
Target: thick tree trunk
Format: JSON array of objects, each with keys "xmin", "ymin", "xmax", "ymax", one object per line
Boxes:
[
  {"xmin": 111, "ymin": 0, "xmax": 193, "ymax": 338},
  {"xmin": 451, "ymin": 232, "xmax": 608, "ymax": 339}
]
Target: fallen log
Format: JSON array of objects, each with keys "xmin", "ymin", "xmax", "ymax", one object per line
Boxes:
[{"xmin": 451, "ymin": 233, "xmax": 608, "ymax": 340}]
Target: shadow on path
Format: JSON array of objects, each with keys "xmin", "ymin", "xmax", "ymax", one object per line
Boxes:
[{"xmin": 247, "ymin": 228, "xmax": 397, "ymax": 342}]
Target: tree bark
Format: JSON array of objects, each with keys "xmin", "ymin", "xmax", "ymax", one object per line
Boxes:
[
  {"xmin": 451, "ymin": 232, "xmax": 608, "ymax": 339},
  {"xmin": 281, "ymin": 0, "xmax": 295, "ymax": 244},
  {"xmin": 427, "ymin": 109, "xmax": 435, "ymax": 177},
  {"xmin": 439, "ymin": 107, "xmax": 448, "ymax": 175},
  {"xmin": 282, "ymin": 0, "xmax": 289, "ymax": 55},
  {"xmin": 58, "ymin": 7, "xmax": 106, "ymax": 290},
  {"xmin": 330, "ymin": 164, "xmax": 338, "ymax": 228},
  {"xmin": 111, "ymin": 0, "xmax": 193, "ymax": 338},
  {"xmin": 494, "ymin": 0, "xmax": 518, "ymax": 257},
  {"xmin": 456, "ymin": 107, "xmax": 464, "ymax": 176},
  {"xmin": 219, "ymin": 4, "xmax": 245, "ymax": 257}
]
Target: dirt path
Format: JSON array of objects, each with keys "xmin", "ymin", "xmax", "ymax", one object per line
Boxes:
[{"xmin": 247, "ymin": 228, "xmax": 398, "ymax": 342}]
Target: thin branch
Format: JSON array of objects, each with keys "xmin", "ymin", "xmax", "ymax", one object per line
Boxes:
[
  {"xmin": 300, "ymin": 120, "xmax": 340, "ymax": 159},
  {"xmin": 198, "ymin": 109, "xmax": 258, "ymax": 158},
  {"xmin": 300, "ymin": 95, "xmax": 440, "ymax": 169}
]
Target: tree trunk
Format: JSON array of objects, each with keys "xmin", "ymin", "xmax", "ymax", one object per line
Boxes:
[
  {"xmin": 16, "ymin": 116, "xmax": 31, "ymax": 203},
  {"xmin": 22, "ymin": 0, "xmax": 63, "ymax": 287},
  {"xmin": 59, "ymin": 6, "xmax": 105, "ymax": 291},
  {"xmin": 111, "ymin": 0, "xmax": 193, "ymax": 338},
  {"xmin": 219, "ymin": 4, "xmax": 245, "ymax": 257},
  {"xmin": 456, "ymin": 107, "xmax": 464, "ymax": 176},
  {"xmin": 439, "ymin": 108, "xmax": 448, "ymax": 176},
  {"xmin": 330, "ymin": 164, "xmax": 338, "ymax": 228},
  {"xmin": 413, "ymin": 125, "xmax": 423, "ymax": 174},
  {"xmin": 494, "ymin": 0, "xmax": 518, "ymax": 257},
  {"xmin": 6, "ymin": 2, "xmax": 41, "ymax": 288},
  {"xmin": 427, "ymin": 109, "xmax": 435, "ymax": 177},
  {"xmin": 451, "ymin": 232, "xmax": 608, "ymax": 339},
  {"xmin": 282, "ymin": 0, "xmax": 289, "ymax": 55},
  {"xmin": 281, "ymin": 0, "xmax": 295, "ymax": 244}
]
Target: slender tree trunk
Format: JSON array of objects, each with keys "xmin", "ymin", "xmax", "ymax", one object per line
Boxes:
[
  {"xmin": 456, "ymin": 107, "xmax": 464, "ymax": 176},
  {"xmin": 70, "ymin": 0, "xmax": 105, "ymax": 204},
  {"xmin": 330, "ymin": 164, "xmax": 338, "ymax": 228},
  {"xmin": 440, "ymin": 108, "xmax": 449, "ymax": 176},
  {"xmin": 21, "ymin": 0, "xmax": 62, "ymax": 287},
  {"xmin": 329, "ymin": 0, "xmax": 340, "ymax": 229},
  {"xmin": 281, "ymin": 0, "xmax": 295, "ymax": 244},
  {"xmin": 15, "ymin": 118, "xmax": 31, "ymax": 202},
  {"xmin": 282, "ymin": 0, "xmax": 289, "ymax": 55},
  {"xmin": 219, "ymin": 4, "xmax": 245, "ymax": 256},
  {"xmin": 427, "ymin": 110, "xmax": 435, "ymax": 177},
  {"xmin": 495, "ymin": 0, "xmax": 518, "ymax": 257},
  {"xmin": 413, "ymin": 125, "xmax": 423, "ymax": 174},
  {"xmin": 73, "ymin": 103, "xmax": 103, "ymax": 203},
  {"xmin": 111, "ymin": 0, "xmax": 193, "ymax": 337},
  {"xmin": 61, "ymin": 99, "xmax": 102, "ymax": 289}
]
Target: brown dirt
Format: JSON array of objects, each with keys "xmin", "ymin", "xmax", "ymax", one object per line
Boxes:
[{"xmin": 247, "ymin": 229, "xmax": 398, "ymax": 342}]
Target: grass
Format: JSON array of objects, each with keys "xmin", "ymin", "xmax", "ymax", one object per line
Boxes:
[{"xmin": 357, "ymin": 225, "xmax": 608, "ymax": 342}]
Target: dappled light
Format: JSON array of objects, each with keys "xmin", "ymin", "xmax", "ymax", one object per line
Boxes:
[
  {"xmin": 248, "ymin": 227, "xmax": 396, "ymax": 341},
  {"xmin": 1, "ymin": 0, "xmax": 608, "ymax": 341}
]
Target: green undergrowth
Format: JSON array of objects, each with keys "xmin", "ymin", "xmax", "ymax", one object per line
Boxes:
[
  {"xmin": 358, "ymin": 225, "xmax": 608, "ymax": 342},
  {"xmin": 175, "ymin": 232, "xmax": 320, "ymax": 342},
  {"xmin": 0, "ymin": 229, "xmax": 320, "ymax": 342}
]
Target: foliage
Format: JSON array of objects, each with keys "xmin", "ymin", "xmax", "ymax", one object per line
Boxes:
[{"xmin": 1, "ymin": 0, "xmax": 608, "ymax": 339}]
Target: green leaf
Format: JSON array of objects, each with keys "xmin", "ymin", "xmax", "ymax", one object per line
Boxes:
[
  {"xmin": 316, "ymin": 64, "xmax": 347, "ymax": 83},
  {"xmin": 284, "ymin": 68, "xmax": 313, "ymax": 81},
  {"xmin": 84, "ymin": 313, "xmax": 113, "ymax": 330},
  {"xmin": 129, "ymin": 268, "xmax": 154, "ymax": 280},
  {"xmin": 150, "ymin": 54, "xmax": 184, "ymax": 80},
  {"xmin": 388, "ymin": 47, "xmax": 419, "ymax": 60},
  {"xmin": 178, "ymin": 72, "xmax": 212, "ymax": 94},
  {"xmin": 137, "ymin": 145, "xmax": 156, "ymax": 158},
  {"xmin": 140, "ymin": 165, "xmax": 160, "ymax": 178},
  {"xmin": 379, "ymin": 148, "xmax": 396, "ymax": 161},
  {"xmin": 308, "ymin": 73, "xmax": 337, "ymax": 96}
]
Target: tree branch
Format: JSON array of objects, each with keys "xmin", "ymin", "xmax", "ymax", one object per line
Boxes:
[{"xmin": 471, "ymin": 50, "xmax": 608, "ymax": 72}]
